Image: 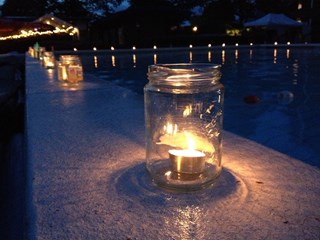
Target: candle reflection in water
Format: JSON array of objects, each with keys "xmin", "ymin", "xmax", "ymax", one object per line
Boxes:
[
  {"xmin": 274, "ymin": 49, "xmax": 277, "ymax": 64},
  {"xmin": 286, "ymin": 49, "xmax": 290, "ymax": 59},
  {"xmin": 46, "ymin": 69, "xmax": 55, "ymax": 82},
  {"xmin": 292, "ymin": 60, "xmax": 299, "ymax": 85},
  {"xmin": 94, "ymin": 55, "xmax": 98, "ymax": 68},
  {"xmin": 221, "ymin": 50, "xmax": 225, "ymax": 64},
  {"xmin": 154, "ymin": 53, "xmax": 157, "ymax": 64},
  {"xmin": 249, "ymin": 49, "xmax": 253, "ymax": 63},
  {"xmin": 235, "ymin": 49, "xmax": 239, "ymax": 64},
  {"xmin": 133, "ymin": 54, "xmax": 137, "ymax": 67},
  {"xmin": 189, "ymin": 51, "xmax": 193, "ymax": 63},
  {"xmin": 111, "ymin": 55, "xmax": 116, "ymax": 67},
  {"xmin": 208, "ymin": 51, "xmax": 211, "ymax": 62}
]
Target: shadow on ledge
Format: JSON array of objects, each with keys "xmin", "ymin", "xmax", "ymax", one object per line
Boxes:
[{"xmin": 110, "ymin": 162, "xmax": 240, "ymax": 208}]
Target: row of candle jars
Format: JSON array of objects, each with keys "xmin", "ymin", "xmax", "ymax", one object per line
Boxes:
[
  {"xmin": 28, "ymin": 45, "xmax": 83, "ymax": 84},
  {"xmin": 57, "ymin": 55, "xmax": 83, "ymax": 83},
  {"xmin": 144, "ymin": 64, "xmax": 224, "ymax": 191},
  {"xmin": 28, "ymin": 44, "xmax": 45, "ymax": 59},
  {"xmin": 28, "ymin": 46, "xmax": 56, "ymax": 69}
]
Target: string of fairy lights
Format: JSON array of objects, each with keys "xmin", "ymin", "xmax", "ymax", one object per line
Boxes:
[{"xmin": 0, "ymin": 26, "xmax": 79, "ymax": 41}]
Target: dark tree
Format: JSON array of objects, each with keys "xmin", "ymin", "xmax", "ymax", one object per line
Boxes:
[
  {"xmin": 54, "ymin": 0, "xmax": 90, "ymax": 18},
  {"xmin": 86, "ymin": 0, "xmax": 123, "ymax": 17},
  {"xmin": 1, "ymin": 0, "xmax": 47, "ymax": 16},
  {"xmin": 200, "ymin": 0, "xmax": 235, "ymax": 33},
  {"xmin": 1, "ymin": 0, "xmax": 125, "ymax": 18},
  {"xmin": 233, "ymin": 0, "xmax": 256, "ymax": 23},
  {"xmin": 255, "ymin": 0, "xmax": 300, "ymax": 16},
  {"xmin": 128, "ymin": 0, "xmax": 188, "ymax": 25},
  {"xmin": 169, "ymin": 0, "xmax": 213, "ymax": 9},
  {"xmin": 130, "ymin": 0, "xmax": 178, "ymax": 8}
]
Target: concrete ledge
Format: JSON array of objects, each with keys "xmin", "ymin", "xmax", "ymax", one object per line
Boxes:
[{"xmin": 25, "ymin": 55, "xmax": 320, "ymax": 239}]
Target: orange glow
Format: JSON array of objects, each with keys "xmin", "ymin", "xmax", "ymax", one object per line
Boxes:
[
  {"xmin": 183, "ymin": 105, "xmax": 192, "ymax": 117},
  {"xmin": 208, "ymin": 51, "xmax": 212, "ymax": 62},
  {"xmin": 153, "ymin": 54, "xmax": 157, "ymax": 64},
  {"xmin": 111, "ymin": 55, "xmax": 116, "ymax": 67}
]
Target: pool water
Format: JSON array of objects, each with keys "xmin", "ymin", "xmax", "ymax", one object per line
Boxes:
[{"xmin": 75, "ymin": 47, "xmax": 320, "ymax": 167}]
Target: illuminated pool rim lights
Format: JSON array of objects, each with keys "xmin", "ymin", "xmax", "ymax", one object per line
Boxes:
[{"xmin": 66, "ymin": 42, "xmax": 318, "ymax": 53}]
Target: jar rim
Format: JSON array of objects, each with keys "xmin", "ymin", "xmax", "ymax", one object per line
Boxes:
[
  {"xmin": 148, "ymin": 63, "xmax": 221, "ymax": 83},
  {"xmin": 149, "ymin": 63, "xmax": 221, "ymax": 71}
]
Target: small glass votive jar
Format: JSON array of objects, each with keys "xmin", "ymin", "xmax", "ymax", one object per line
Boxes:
[
  {"xmin": 57, "ymin": 55, "xmax": 83, "ymax": 83},
  {"xmin": 144, "ymin": 63, "xmax": 224, "ymax": 191},
  {"xmin": 43, "ymin": 51, "xmax": 56, "ymax": 69}
]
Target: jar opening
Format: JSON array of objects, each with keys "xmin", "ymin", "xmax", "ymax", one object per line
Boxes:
[{"xmin": 148, "ymin": 63, "xmax": 221, "ymax": 83}]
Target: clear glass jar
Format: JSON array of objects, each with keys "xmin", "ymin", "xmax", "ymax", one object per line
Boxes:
[
  {"xmin": 144, "ymin": 63, "xmax": 224, "ymax": 191},
  {"xmin": 57, "ymin": 55, "xmax": 83, "ymax": 83}
]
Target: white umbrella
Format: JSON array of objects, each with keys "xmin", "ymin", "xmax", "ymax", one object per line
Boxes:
[{"xmin": 244, "ymin": 13, "xmax": 303, "ymax": 27}]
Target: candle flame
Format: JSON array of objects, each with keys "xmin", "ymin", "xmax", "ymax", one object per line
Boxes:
[
  {"xmin": 184, "ymin": 131, "xmax": 195, "ymax": 150},
  {"xmin": 164, "ymin": 122, "xmax": 178, "ymax": 135},
  {"xmin": 183, "ymin": 105, "xmax": 192, "ymax": 117},
  {"xmin": 159, "ymin": 126, "xmax": 214, "ymax": 153}
]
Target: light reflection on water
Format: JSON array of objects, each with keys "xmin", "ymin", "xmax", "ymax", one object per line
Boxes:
[{"xmin": 76, "ymin": 48, "xmax": 320, "ymax": 167}]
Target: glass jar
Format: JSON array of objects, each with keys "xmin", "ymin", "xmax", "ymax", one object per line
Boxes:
[
  {"xmin": 42, "ymin": 51, "xmax": 55, "ymax": 69},
  {"xmin": 144, "ymin": 63, "xmax": 224, "ymax": 191},
  {"xmin": 57, "ymin": 55, "xmax": 83, "ymax": 83}
]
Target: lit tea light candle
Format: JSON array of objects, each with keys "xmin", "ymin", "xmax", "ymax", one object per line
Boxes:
[
  {"xmin": 169, "ymin": 149, "xmax": 205, "ymax": 174},
  {"xmin": 165, "ymin": 130, "xmax": 209, "ymax": 175},
  {"xmin": 158, "ymin": 124, "xmax": 214, "ymax": 175}
]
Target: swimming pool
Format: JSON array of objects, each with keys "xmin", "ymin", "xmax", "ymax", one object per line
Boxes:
[{"xmin": 70, "ymin": 46, "xmax": 320, "ymax": 167}]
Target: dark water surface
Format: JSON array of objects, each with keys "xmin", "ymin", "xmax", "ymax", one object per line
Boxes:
[{"xmin": 73, "ymin": 47, "xmax": 320, "ymax": 167}]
